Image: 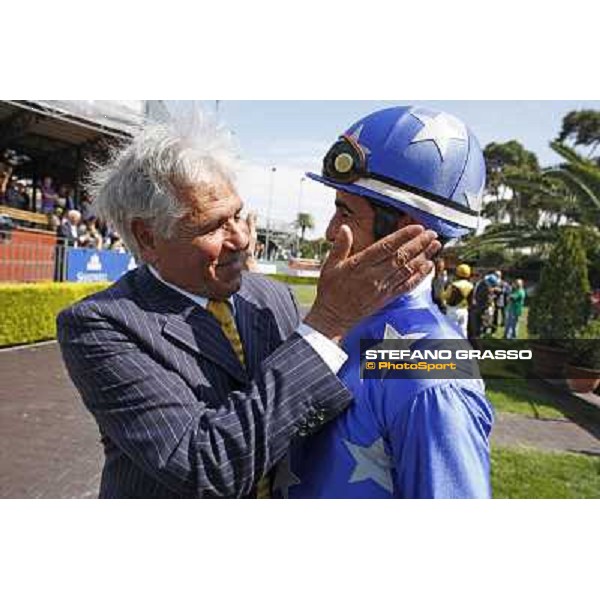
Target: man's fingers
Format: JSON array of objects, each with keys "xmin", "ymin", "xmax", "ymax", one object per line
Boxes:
[
  {"xmin": 386, "ymin": 256, "xmax": 434, "ymax": 296},
  {"xmin": 391, "ymin": 230, "xmax": 438, "ymax": 268},
  {"xmin": 359, "ymin": 225, "xmax": 436, "ymax": 267},
  {"xmin": 364, "ymin": 224, "xmax": 425, "ymax": 261},
  {"xmin": 425, "ymin": 239, "xmax": 442, "ymax": 260},
  {"xmin": 325, "ymin": 224, "xmax": 353, "ymax": 267},
  {"xmin": 371, "ymin": 253, "xmax": 432, "ymax": 298}
]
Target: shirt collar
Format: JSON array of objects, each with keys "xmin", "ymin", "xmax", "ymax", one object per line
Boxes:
[{"xmin": 147, "ymin": 265, "xmax": 235, "ymax": 313}]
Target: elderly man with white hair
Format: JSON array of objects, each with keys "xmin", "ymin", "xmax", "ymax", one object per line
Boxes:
[
  {"xmin": 57, "ymin": 108, "xmax": 440, "ymax": 498},
  {"xmin": 57, "ymin": 209, "xmax": 82, "ymax": 246}
]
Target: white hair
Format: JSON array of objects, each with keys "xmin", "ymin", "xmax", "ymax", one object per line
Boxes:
[{"xmin": 87, "ymin": 103, "xmax": 238, "ymax": 260}]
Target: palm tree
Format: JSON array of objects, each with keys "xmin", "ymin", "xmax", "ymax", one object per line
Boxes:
[
  {"xmin": 460, "ymin": 141, "xmax": 600, "ymax": 261},
  {"xmin": 294, "ymin": 212, "xmax": 315, "ymax": 242},
  {"xmin": 544, "ymin": 141, "xmax": 600, "ymax": 221}
]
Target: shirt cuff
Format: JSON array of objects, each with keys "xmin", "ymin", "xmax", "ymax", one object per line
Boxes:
[{"xmin": 295, "ymin": 323, "xmax": 348, "ymax": 374}]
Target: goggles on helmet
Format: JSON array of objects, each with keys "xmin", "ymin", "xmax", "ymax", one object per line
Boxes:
[{"xmin": 322, "ymin": 135, "xmax": 368, "ymax": 183}]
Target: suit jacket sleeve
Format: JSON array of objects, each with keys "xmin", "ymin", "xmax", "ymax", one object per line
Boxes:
[{"xmin": 58, "ymin": 300, "xmax": 351, "ymax": 498}]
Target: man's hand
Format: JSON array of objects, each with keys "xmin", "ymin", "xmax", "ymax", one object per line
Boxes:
[{"xmin": 304, "ymin": 224, "xmax": 441, "ymax": 342}]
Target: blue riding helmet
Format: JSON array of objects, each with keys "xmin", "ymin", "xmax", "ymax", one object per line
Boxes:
[
  {"xmin": 307, "ymin": 106, "xmax": 486, "ymax": 239},
  {"xmin": 484, "ymin": 273, "xmax": 500, "ymax": 287}
]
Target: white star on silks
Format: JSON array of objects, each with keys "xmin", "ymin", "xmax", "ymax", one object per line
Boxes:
[
  {"xmin": 343, "ymin": 438, "xmax": 394, "ymax": 494},
  {"xmin": 409, "ymin": 109, "xmax": 467, "ymax": 161},
  {"xmin": 272, "ymin": 453, "xmax": 301, "ymax": 499},
  {"xmin": 384, "ymin": 323, "xmax": 428, "ymax": 343},
  {"xmin": 361, "ymin": 324, "xmax": 428, "ymax": 379}
]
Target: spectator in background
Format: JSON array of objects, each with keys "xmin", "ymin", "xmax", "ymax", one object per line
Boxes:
[
  {"xmin": 79, "ymin": 191, "xmax": 95, "ymax": 222},
  {"xmin": 255, "ymin": 240, "xmax": 265, "ymax": 260},
  {"xmin": 58, "ymin": 184, "xmax": 76, "ymax": 212},
  {"xmin": 79, "ymin": 216, "xmax": 103, "ymax": 250},
  {"xmin": 0, "ymin": 161, "xmax": 13, "ymax": 201},
  {"xmin": 504, "ymin": 278, "xmax": 526, "ymax": 339},
  {"xmin": 494, "ymin": 271, "xmax": 511, "ymax": 329},
  {"xmin": 471, "ymin": 272, "xmax": 500, "ymax": 338},
  {"xmin": 444, "ymin": 263, "xmax": 473, "ymax": 338},
  {"xmin": 50, "ymin": 207, "xmax": 64, "ymax": 231},
  {"xmin": 108, "ymin": 232, "xmax": 127, "ymax": 253},
  {"xmin": 432, "ymin": 257, "xmax": 449, "ymax": 313},
  {"xmin": 5, "ymin": 178, "xmax": 29, "ymax": 210},
  {"xmin": 40, "ymin": 176, "xmax": 59, "ymax": 214},
  {"xmin": 57, "ymin": 209, "xmax": 82, "ymax": 246}
]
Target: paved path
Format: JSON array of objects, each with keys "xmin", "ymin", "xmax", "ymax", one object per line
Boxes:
[
  {"xmin": 1, "ymin": 342, "xmax": 599, "ymax": 498},
  {"xmin": 492, "ymin": 412, "xmax": 600, "ymax": 455},
  {"xmin": 0, "ymin": 342, "xmax": 102, "ymax": 498}
]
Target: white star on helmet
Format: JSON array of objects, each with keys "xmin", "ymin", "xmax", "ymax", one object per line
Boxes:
[{"xmin": 409, "ymin": 109, "xmax": 467, "ymax": 161}]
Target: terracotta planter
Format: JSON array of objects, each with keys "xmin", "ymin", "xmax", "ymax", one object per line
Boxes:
[
  {"xmin": 530, "ymin": 343, "xmax": 569, "ymax": 379},
  {"xmin": 565, "ymin": 364, "xmax": 600, "ymax": 394}
]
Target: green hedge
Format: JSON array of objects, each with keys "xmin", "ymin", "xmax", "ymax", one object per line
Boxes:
[
  {"xmin": 0, "ymin": 282, "xmax": 110, "ymax": 347},
  {"xmin": 0, "ymin": 273, "xmax": 317, "ymax": 348}
]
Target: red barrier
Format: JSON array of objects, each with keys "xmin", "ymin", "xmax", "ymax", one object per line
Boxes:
[{"xmin": 0, "ymin": 227, "xmax": 57, "ymax": 282}]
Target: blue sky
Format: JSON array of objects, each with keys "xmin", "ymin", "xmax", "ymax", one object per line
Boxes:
[{"xmin": 198, "ymin": 101, "xmax": 600, "ymax": 238}]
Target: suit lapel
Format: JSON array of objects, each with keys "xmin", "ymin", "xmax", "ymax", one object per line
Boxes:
[
  {"xmin": 134, "ymin": 265, "xmax": 248, "ymax": 385},
  {"xmin": 162, "ymin": 311, "xmax": 248, "ymax": 385}
]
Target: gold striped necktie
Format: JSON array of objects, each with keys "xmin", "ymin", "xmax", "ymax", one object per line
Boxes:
[
  {"xmin": 206, "ymin": 299, "xmax": 270, "ymax": 498},
  {"xmin": 206, "ymin": 300, "xmax": 246, "ymax": 366}
]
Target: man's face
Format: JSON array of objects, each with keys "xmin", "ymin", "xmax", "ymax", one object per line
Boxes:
[
  {"xmin": 138, "ymin": 177, "xmax": 249, "ymax": 299},
  {"xmin": 325, "ymin": 191, "xmax": 376, "ymax": 255}
]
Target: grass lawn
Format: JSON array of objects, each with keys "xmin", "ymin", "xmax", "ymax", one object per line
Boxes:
[
  {"xmin": 485, "ymin": 378, "xmax": 566, "ymax": 419},
  {"xmin": 492, "ymin": 446, "xmax": 600, "ymax": 498},
  {"xmin": 290, "ymin": 284, "xmax": 317, "ymax": 308},
  {"xmin": 491, "ymin": 307, "xmax": 529, "ymax": 340}
]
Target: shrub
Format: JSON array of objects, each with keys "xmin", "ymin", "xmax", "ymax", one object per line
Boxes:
[
  {"xmin": 564, "ymin": 319, "xmax": 600, "ymax": 369},
  {"xmin": 0, "ymin": 282, "xmax": 109, "ymax": 347},
  {"xmin": 528, "ymin": 228, "xmax": 591, "ymax": 342}
]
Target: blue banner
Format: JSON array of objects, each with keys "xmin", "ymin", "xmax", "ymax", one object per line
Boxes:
[{"xmin": 65, "ymin": 248, "xmax": 137, "ymax": 283}]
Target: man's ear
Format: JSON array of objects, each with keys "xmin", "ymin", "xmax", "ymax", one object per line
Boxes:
[{"xmin": 131, "ymin": 218, "xmax": 158, "ymax": 263}]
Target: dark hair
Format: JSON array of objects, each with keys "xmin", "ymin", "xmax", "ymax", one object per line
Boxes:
[{"xmin": 372, "ymin": 203, "xmax": 402, "ymax": 241}]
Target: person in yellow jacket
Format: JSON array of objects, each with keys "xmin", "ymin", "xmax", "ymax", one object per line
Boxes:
[{"xmin": 443, "ymin": 264, "xmax": 474, "ymax": 337}]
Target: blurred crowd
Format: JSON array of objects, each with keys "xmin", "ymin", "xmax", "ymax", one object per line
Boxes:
[
  {"xmin": 0, "ymin": 174, "xmax": 126, "ymax": 252},
  {"xmin": 432, "ymin": 259, "xmax": 527, "ymax": 340}
]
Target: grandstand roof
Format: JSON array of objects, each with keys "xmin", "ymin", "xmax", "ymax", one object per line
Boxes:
[
  {"xmin": 0, "ymin": 100, "xmax": 144, "ymax": 161},
  {"xmin": 0, "ymin": 100, "xmax": 159, "ymax": 184}
]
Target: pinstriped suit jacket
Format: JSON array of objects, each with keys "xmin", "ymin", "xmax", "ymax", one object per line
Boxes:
[{"xmin": 57, "ymin": 265, "xmax": 351, "ymax": 498}]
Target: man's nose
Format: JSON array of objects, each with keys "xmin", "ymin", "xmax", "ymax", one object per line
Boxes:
[
  {"xmin": 325, "ymin": 219, "xmax": 338, "ymax": 243},
  {"xmin": 225, "ymin": 219, "xmax": 249, "ymax": 250}
]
